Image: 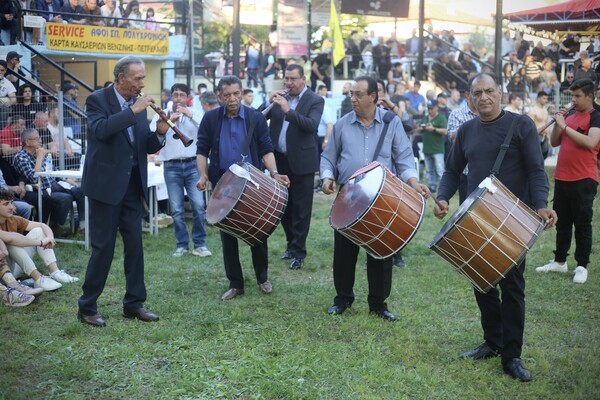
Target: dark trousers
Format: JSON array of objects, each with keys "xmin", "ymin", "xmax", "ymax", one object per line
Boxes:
[
  {"xmin": 474, "ymin": 260, "xmax": 526, "ymax": 361},
  {"xmin": 275, "ymin": 151, "xmax": 314, "ymax": 259},
  {"xmin": 332, "ymin": 230, "xmax": 393, "ymax": 312},
  {"xmin": 78, "ymin": 169, "xmax": 146, "ymax": 315},
  {"xmin": 553, "ymin": 179, "xmax": 598, "ymax": 267},
  {"xmin": 221, "ymin": 231, "xmax": 268, "ymax": 290}
]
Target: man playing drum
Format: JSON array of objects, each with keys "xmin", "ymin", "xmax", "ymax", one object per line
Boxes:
[
  {"xmin": 320, "ymin": 76, "xmax": 429, "ymax": 322},
  {"xmin": 196, "ymin": 75, "xmax": 289, "ymax": 301},
  {"xmin": 433, "ymin": 72, "xmax": 557, "ymax": 382}
]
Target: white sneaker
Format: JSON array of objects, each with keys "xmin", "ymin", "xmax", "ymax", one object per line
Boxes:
[
  {"xmin": 3, "ymin": 288, "xmax": 35, "ymax": 307},
  {"xmin": 173, "ymin": 248, "xmax": 189, "ymax": 257},
  {"xmin": 50, "ymin": 270, "xmax": 80, "ymax": 283},
  {"xmin": 192, "ymin": 246, "xmax": 212, "ymax": 257},
  {"xmin": 535, "ymin": 260, "xmax": 568, "ymax": 273},
  {"xmin": 573, "ymin": 266, "xmax": 588, "ymax": 284},
  {"xmin": 6, "ymin": 281, "xmax": 44, "ymax": 297},
  {"xmin": 34, "ymin": 276, "xmax": 62, "ymax": 291}
]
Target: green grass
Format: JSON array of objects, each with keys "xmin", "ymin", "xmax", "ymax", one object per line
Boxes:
[{"xmin": 1, "ymin": 167, "xmax": 599, "ymax": 399}]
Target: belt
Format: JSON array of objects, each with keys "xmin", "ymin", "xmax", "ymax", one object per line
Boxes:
[{"xmin": 165, "ymin": 157, "xmax": 195, "ymax": 163}]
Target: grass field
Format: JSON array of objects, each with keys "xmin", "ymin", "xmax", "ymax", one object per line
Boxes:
[{"xmin": 1, "ymin": 167, "xmax": 599, "ymax": 400}]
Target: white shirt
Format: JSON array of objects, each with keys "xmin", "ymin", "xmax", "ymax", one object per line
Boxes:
[{"xmin": 150, "ymin": 106, "xmax": 202, "ymax": 161}]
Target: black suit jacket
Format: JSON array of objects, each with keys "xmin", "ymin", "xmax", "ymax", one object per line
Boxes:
[
  {"xmin": 267, "ymin": 88, "xmax": 324, "ymax": 175},
  {"xmin": 82, "ymin": 85, "xmax": 163, "ymax": 205}
]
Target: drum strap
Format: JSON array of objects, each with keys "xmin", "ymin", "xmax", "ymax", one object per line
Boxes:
[
  {"xmin": 372, "ymin": 111, "xmax": 396, "ymax": 162},
  {"xmin": 490, "ymin": 115, "xmax": 521, "ymax": 176},
  {"xmin": 241, "ymin": 113, "xmax": 259, "ymax": 162}
]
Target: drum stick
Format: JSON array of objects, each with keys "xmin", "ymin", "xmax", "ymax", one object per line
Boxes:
[{"xmin": 430, "ymin": 193, "xmax": 444, "ymax": 209}]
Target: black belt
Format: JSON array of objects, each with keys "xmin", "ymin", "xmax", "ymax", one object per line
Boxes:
[{"xmin": 165, "ymin": 157, "xmax": 195, "ymax": 163}]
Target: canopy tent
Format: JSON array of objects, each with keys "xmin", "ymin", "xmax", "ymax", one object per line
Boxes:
[{"xmin": 503, "ymin": 0, "xmax": 600, "ymax": 34}]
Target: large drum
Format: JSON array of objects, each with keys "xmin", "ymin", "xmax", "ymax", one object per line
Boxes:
[
  {"xmin": 330, "ymin": 161, "xmax": 425, "ymax": 259},
  {"xmin": 429, "ymin": 176, "xmax": 545, "ymax": 293},
  {"xmin": 206, "ymin": 162, "xmax": 288, "ymax": 246}
]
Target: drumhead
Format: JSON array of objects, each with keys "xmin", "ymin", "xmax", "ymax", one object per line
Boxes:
[
  {"xmin": 206, "ymin": 168, "xmax": 248, "ymax": 224},
  {"xmin": 330, "ymin": 165, "xmax": 384, "ymax": 229},
  {"xmin": 428, "ymin": 185, "xmax": 487, "ymax": 248}
]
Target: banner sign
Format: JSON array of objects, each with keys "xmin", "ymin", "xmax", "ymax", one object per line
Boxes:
[
  {"xmin": 46, "ymin": 23, "xmax": 169, "ymax": 55},
  {"xmin": 277, "ymin": 0, "xmax": 309, "ymax": 58},
  {"xmin": 341, "ymin": 0, "xmax": 409, "ymax": 18}
]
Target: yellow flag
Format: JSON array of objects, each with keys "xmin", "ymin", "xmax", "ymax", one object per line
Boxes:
[{"xmin": 329, "ymin": 0, "xmax": 345, "ymax": 67}]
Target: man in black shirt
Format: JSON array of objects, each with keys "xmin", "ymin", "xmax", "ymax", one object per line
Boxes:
[
  {"xmin": 434, "ymin": 72, "xmax": 557, "ymax": 382},
  {"xmin": 310, "ymin": 51, "xmax": 332, "ymax": 92}
]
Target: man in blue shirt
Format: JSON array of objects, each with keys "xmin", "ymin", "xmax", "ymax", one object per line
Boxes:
[
  {"xmin": 196, "ymin": 75, "xmax": 289, "ymax": 301},
  {"xmin": 404, "ymin": 81, "xmax": 426, "ymax": 118}
]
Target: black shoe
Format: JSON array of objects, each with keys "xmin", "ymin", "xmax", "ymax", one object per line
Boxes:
[
  {"xmin": 458, "ymin": 343, "xmax": 501, "ymax": 360},
  {"xmin": 281, "ymin": 250, "xmax": 292, "ymax": 260},
  {"xmin": 502, "ymin": 358, "xmax": 532, "ymax": 382},
  {"xmin": 370, "ymin": 309, "xmax": 397, "ymax": 322},
  {"xmin": 393, "ymin": 254, "xmax": 405, "ymax": 267},
  {"xmin": 327, "ymin": 303, "xmax": 349, "ymax": 315},
  {"xmin": 290, "ymin": 258, "xmax": 303, "ymax": 270}
]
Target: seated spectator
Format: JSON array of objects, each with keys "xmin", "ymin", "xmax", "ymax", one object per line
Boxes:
[
  {"xmin": 38, "ymin": 108, "xmax": 80, "ymax": 170},
  {"xmin": 12, "ymin": 128, "xmax": 85, "ymax": 228},
  {"xmin": 61, "ymin": 83, "xmax": 83, "ymax": 139},
  {"xmin": 122, "ymin": 0, "xmax": 143, "ymax": 29},
  {"xmin": 0, "ymin": 61, "xmax": 17, "ymax": 124},
  {"xmin": 559, "ymin": 34, "xmax": 581, "ymax": 59},
  {"xmin": 560, "ymin": 71, "xmax": 575, "ymax": 94},
  {"xmin": 6, "ymin": 52, "xmax": 31, "ymax": 92},
  {"xmin": 100, "ymin": 0, "xmax": 122, "ymax": 27},
  {"xmin": 83, "ymin": 0, "xmax": 105, "ymax": 26},
  {"xmin": 447, "ymin": 89, "xmax": 462, "ymax": 111},
  {"xmin": 524, "ymin": 55, "xmax": 542, "ymax": 91},
  {"xmin": 539, "ymin": 59, "xmax": 560, "ymax": 102},
  {"xmin": 143, "ymin": 7, "xmax": 159, "ymax": 31},
  {"xmin": 425, "ymin": 39, "xmax": 443, "ymax": 61},
  {"xmin": 574, "ymin": 59, "xmax": 597, "ymax": 86},
  {"xmin": 405, "ymin": 81, "xmax": 426, "ymax": 118},
  {"xmin": 0, "ymin": 167, "xmax": 32, "ymax": 219},
  {"xmin": 387, "ymin": 62, "xmax": 406, "ymax": 94},
  {"xmin": 502, "ymin": 62, "xmax": 513, "ymax": 92},
  {"xmin": 36, "ymin": 0, "xmax": 63, "ymax": 23},
  {"xmin": 433, "ymin": 53, "xmax": 459, "ymax": 91},
  {"xmin": 507, "ymin": 73, "xmax": 528, "ymax": 102},
  {"xmin": 60, "ymin": 0, "xmax": 87, "ymax": 24},
  {"xmin": 0, "ymin": 0, "xmax": 19, "ymax": 45},
  {"xmin": 460, "ymin": 54, "xmax": 478, "ymax": 76},
  {"xmin": 0, "ymin": 189, "xmax": 79, "ymax": 292},
  {"xmin": 504, "ymin": 93, "xmax": 523, "ymax": 114},
  {"xmin": 0, "ymin": 114, "xmax": 26, "ymax": 161},
  {"xmin": 530, "ymin": 41, "xmax": 547, "ymax": 62},
  {"xmin": 14, "ymin": 85, "xmax": 43, "ymax": 128},
  {"xmin": 0, "ymin": 236, "xmax": 43, "ymax": 298},
  {"xmin": 0, "ymin": 155, "xmax": 51, "ymax": 222}
]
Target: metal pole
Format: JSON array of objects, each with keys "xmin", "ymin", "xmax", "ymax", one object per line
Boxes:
[
  {"xmin": 232, "ymin": 0, "xmax": 241, "ymax": 77},
  {"xmin": 57, "ymin": 91, "xmax": 65, "ymax": 171},
  {"xmin": 189, "ymin": 0, "xmax": 195, "ymax": 89},
  {"xmin": 494, "ymin": 0, "xmax": 503, "ymax": 85},
  {"xmin": 417, "ymin": 0, "xmax": 424, "ymax": 81}
]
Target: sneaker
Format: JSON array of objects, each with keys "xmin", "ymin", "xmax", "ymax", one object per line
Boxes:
[
  {"xmin": 573, "ymin": 266, "xmax": 588, "ymax": 284},
  {"xmin": 50, "ymin": 270, "xmax": 80, "ymax": 283},
  {"xmin": 6, "ymin": 281, "xmax": 44, "ymax": 297},
  {"xmin": 192, "ymin": 246, "xmax": 212, "ymax": 257},
  {"xmin": 34, "ymin": 276, "xmax": 62, "ymax": 291},
  {"xmin": 172, "ymin": 248, "xmax": 189, "ymax": 257},
  {"xmin": 3, "ymin": 288, "xmax": 35, "ymax": 307},
  {"xmin": 535, "ymin": 260, "xmax": 568, "ymax": 273}
]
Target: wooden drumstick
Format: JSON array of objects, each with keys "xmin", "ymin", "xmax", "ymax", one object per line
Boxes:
[{"xmin": 430, "ymin": 193, "xmax": 444, "ymax": 209}]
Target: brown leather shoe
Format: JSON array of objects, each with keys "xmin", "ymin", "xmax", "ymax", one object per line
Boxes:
[
  {"xmin": 123, "ymin": 308, "xmax": 159, "ymax": 322},
  {"xmin": 77, "ymin": 311, "xmax": 106, "ymax": 327},
  {"xmin": 221, "ymin": 288, "xmax": 244, "ymax": 300},
  {"xmin": 259, "ymin": 280, "xmax": 272, "ymax": 294}
]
